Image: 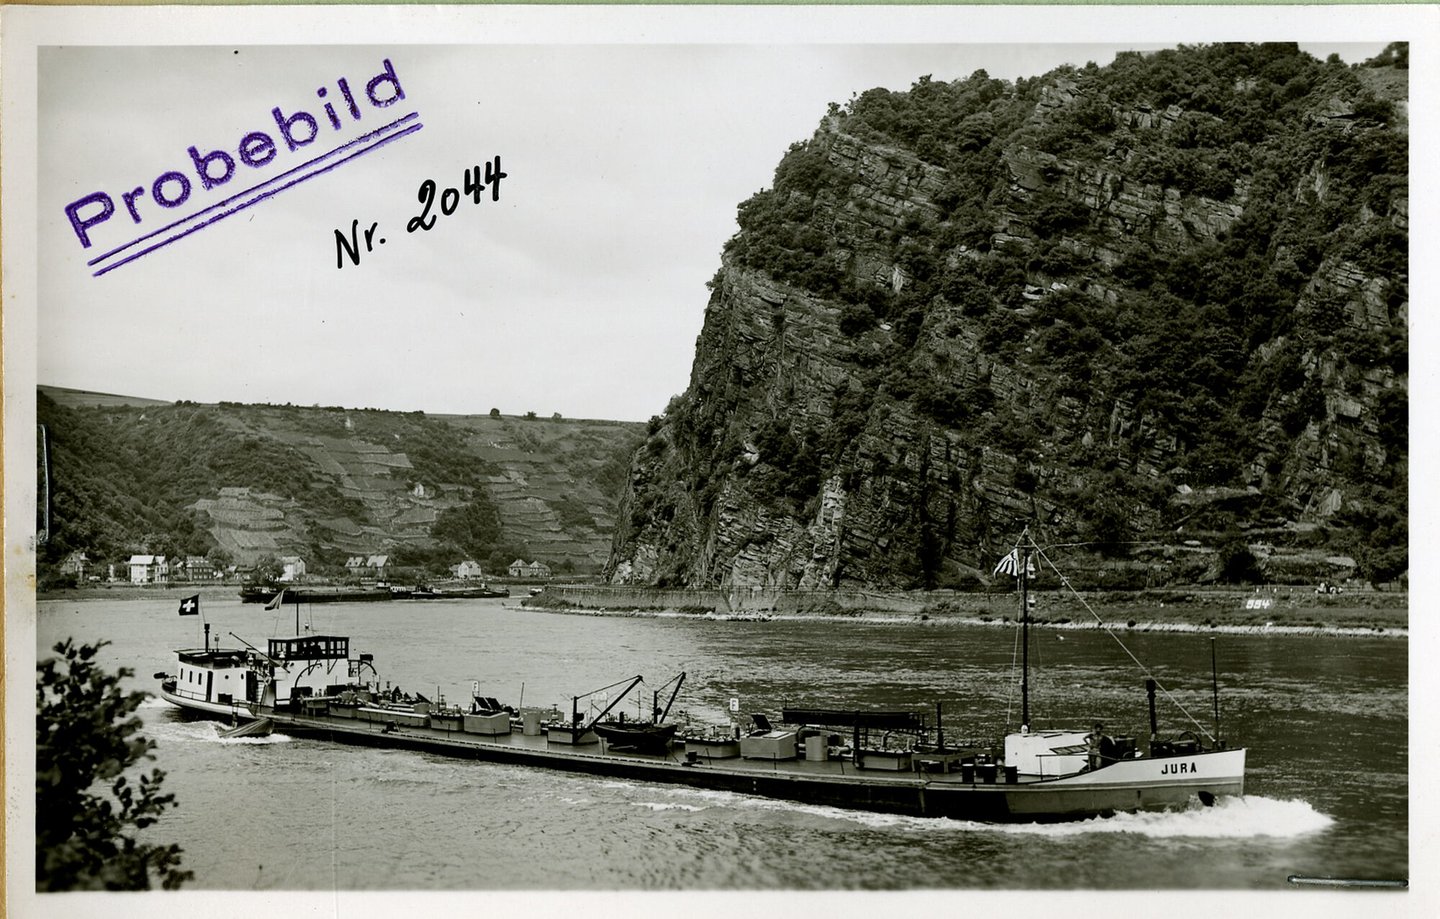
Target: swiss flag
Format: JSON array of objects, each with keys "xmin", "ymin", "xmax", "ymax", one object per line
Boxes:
[{"xmin": 178, "ymin": 594, "xmax": 200, "ymax": 616}]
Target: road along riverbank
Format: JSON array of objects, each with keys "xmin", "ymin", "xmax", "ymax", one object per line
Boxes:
[{"xmin": 521, "ymin": 585, "xmax": 1407, "ymax": 637}]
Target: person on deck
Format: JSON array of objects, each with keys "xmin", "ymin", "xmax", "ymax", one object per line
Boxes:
[{"xmin": 1086, "ymin": 722, "xmax": 1110, "ymax": 771}]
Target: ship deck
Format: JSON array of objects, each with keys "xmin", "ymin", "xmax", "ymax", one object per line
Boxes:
[{"xmin": 269, "ymin": 707, "xmax": 976, "ymax": 787}]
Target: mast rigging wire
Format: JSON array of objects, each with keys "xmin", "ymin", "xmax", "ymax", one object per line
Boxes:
[{"xmin": 1027, "ymin": 535, "xmax": 1217, "ymax": 743}]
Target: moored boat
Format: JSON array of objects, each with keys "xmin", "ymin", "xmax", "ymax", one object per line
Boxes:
[
  {"xmin": 240, "ymin": 585, "xmax": 394, "ymax": 604},
  {"xmin": 390, "ymin": 583, "xmax": 511, "ymax": 600}
]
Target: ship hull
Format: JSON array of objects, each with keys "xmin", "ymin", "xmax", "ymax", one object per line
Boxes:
[
  {"xmin": 260, "ymin": 706, "xmax": 1243, "ymax": 822},
  {"xmin": 158, "ymin": 685, "xmax": 258, "ymax": 722}
]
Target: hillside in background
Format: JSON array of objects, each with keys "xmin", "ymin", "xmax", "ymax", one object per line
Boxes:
[
  {"xmin": 607, "ymin": 43, "xmax": 1408, "ymax": 592},
  {"xmin": 37, "ymin": 386, "xmax": 644, "ymax": 586}
]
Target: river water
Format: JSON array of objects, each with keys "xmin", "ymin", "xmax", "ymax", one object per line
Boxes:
[{"xmin": 31, "ymin": 595, "xmax": 1407, "ymax": 897}]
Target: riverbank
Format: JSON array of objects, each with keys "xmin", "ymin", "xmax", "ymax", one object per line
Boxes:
[
  {"xmin": 521, "ymin": 585, "xmax": 1408, "ymax": 637},
  {"xmin": 37, "ymin": 584, "xmax": 247, "ymax": 603},
  {"xmin": 35, "ymin": 582, "xmax": 1408, "ymax": 637}
]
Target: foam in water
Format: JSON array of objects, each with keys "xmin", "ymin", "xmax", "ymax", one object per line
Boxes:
[
  {"xmin": 618, "ymin": 783, "xmax": 1332, "ymax": 839},
  {"xmin": 143, "ymin": 718, "xmax": 292, "ymax": 746},
  {"xmin": 981, "ymin": 796, "xmax": 1335, "ymax": 839}
]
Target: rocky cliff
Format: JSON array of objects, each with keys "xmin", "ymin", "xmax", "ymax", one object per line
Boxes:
[{"xmin": 607, "ymin": 43, "xmax": 1408, "ymax": 590}]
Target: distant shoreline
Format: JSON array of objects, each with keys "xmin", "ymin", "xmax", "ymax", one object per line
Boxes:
[
  {"xmin": 516, "ymin": 603, "xmax": 1407, "ymax": 639},
  {"xmin": 36, "ymin": 583, "xmax": 1408, "ymax": 638},
  {"xmin": 519, "ymin": 584, "xmax": 1407, "ymax": 638}
]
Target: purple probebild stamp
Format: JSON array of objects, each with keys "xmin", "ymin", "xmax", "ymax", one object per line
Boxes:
[{"xmin": 64, "ymin": 58, "xmax": 422, "ymax": 277}]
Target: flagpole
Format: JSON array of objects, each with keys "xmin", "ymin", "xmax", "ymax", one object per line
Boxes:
[{"xmin": 178, "ymin": 593, "xmax": 204, "ymax": 647}]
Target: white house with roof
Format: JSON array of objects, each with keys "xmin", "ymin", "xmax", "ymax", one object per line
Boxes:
[
  {"xmin": 183, "ymin": 556, "xmax": 216, "ymax": 581},
  {"xmin": 345, "ymin": 555, "xmax": 389, "ymax": 579},
  {"xmin": 452, "ymin": 560, "xmax": 486, "ymax": 580},
  {"xmin": 128, "ymin": 555, "xmax": 169, "ymax": 584},
  {"xmin": 507, "ymin": 559, "xmax": 551, "ymax": 579},
  {"xmin": 278, "ymin": 556, "xmax": 307, "ymax": 582}
]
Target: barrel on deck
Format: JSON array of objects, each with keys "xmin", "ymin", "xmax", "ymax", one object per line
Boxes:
[{"xmin": 522, "ymin": 711, "xmax": 543, "ymax": 736}]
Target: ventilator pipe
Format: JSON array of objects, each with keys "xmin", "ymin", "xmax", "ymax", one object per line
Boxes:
[{"xmin": 1146, "ymin": 678, "xmax": 1158, "ymax": 743}]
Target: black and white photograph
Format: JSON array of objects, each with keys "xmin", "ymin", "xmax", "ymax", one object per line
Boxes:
[{"xmin": 3, "ymin": 4, "xmax": 1432, "ymax": 916}]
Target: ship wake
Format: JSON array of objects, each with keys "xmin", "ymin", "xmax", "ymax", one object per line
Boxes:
[
  {"xmin": 981, "ymin": 795, "xmax": 1334, "ymax": 839},
  {"xmin": 620, "ymin": 784, "xmax": 1331, "ymax": 839},
  {"xmin": 144, "ymin": 717, "xmax": 293, "ymax": 746}
]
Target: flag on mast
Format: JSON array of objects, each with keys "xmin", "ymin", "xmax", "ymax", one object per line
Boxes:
[
  {"xmin": 178, "ymin": 594, "xmax": 200, "ymax": 616},
  {"xmin": 264, "ymin": 588, "xmax": 287, "ymax": 611},
  {"xmin": 993, "ymin": 549, "xmax": 1020, "ymax": 577}
]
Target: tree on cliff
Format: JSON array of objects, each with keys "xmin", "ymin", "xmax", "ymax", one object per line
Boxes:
[
  {"xmin": 1216, "ymin": 539, "xmax": 1263, "ymax": 585},
  {"xmin": 36, "ymin": 639, "xmax": 192, "ymax": 891}
]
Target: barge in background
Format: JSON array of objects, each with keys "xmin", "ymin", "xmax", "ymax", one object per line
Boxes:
[
  {"xmin": 391, "ymin": 583, "xmax": 510, "ymax": 600},
  {"xmin": 240, "ymin": 583, "xmax": 511, "ymax": 604},
  {"xmin": 240, "ymin": 585, "xmax": 392, "ymax": 604}
]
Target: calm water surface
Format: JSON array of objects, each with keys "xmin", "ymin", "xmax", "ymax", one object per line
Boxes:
[{"xmin": 35, "ymin": 596, "xmax": 1407, "ymax": 891}]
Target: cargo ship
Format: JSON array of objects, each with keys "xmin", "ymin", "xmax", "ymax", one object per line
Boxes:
[{"xmin": 158, "ymin": 531, "xmax": 1245, "ymax": 822}]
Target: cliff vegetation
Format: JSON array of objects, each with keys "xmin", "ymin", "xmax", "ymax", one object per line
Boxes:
[{"xmin": 607, "ymin": 43, "xmax": 1408, "ymax": 592}]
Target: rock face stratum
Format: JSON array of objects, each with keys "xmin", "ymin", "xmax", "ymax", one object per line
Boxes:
[{"xmin": 607, "ymin": 44, "xmax": 1408, "ymax": 591}]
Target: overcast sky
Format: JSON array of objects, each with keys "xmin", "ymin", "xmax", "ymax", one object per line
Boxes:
[{"xmin": 37, "ymin": 36, "xmax": 1392, "ymax": 421}]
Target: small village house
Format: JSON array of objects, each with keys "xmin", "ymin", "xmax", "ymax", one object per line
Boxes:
[
  {"xmin": 346, "ymin": 555, "xmax": 390, "ymax": 580},
  {"xmin": 183, "ymin": 556, "xmax": 217, "ymax": 581},
  {"xmin": 452, "ymin": 560, "xmax": 486, "ymax": 580},
  {"xmin": 508, "ymin": 559, "xmax": 552, "ymax": 579},
  {"xmin": 128, "ymin": 554, "xmax": 169, "ymax": 584},
  {"xmin": 278, "ymin": 556, "xmax": 307, "ymax": 582},
  {"xmin": 60, "ymin": 551, "xmax": 90, "ymax": 581}
]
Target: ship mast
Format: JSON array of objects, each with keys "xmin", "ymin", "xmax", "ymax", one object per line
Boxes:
[{"xmin": 1020, "ymin": 529, "xmax": 1031, "ymax": 730}]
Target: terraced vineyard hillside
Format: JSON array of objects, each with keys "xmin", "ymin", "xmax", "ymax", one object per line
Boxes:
[{"xmin": 37, "ymin": 386, "xmax": 643, "ymax": 583}]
